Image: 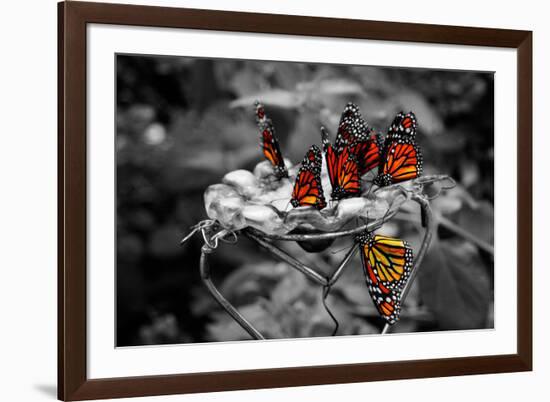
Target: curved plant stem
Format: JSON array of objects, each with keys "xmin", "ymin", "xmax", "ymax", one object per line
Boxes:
[
  {"xmin": 244, "ymin": 231, "xmax": 328, "ymax": 286},
  {"xmin": 391, "ymin": 210, "xmax": 494, "ymax": 257},
  {"xmin": 199, "ymin": 246, "xmax": 265, "ymax": 340},
  {"xmin": 220, "ymin": 233, "xmax": 358, "ymax": 339},
  {"xmin": 322, "ymin": 285, "xmax": 339, "ymax": 336},
  {"xmin": 382, "ymin": 194, "xmax": 434, "ymax": 335},
  {"xmin": 438, "ymin": 215, "xmax": 494, "ymax": 256},
  {"xmin": 196, "ymin": 192, "xmax": 435, "ymax": 340},
  {"xmin": 328, "ymin": 245, "xmax": 359, "ymax": 286},
  {"xmin": 246, "ymin": 207, "xmax": 398, "ymax": 242}
]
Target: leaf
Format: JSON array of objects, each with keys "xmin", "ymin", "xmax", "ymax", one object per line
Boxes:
[
  {"xmin": 286, "ymin": 111, "xmax": 324, "ymax": 163},
  {"xmin": 456, "ymin": 200, "xmax": 494, "ymax": 247},
  {"xmin": 270, "ymin": 269, "xmax": 309, "ymax": 307},
  {"xmin": 229, "ymin": 90, "xmax": 305, "ymax": 110},
  {"xmin": 337, "ymin": 281, "xmax": 373, "ymax": 309},
  {"xmin": 219, "ymin": 262, "xmax": 288, "ymax": 303},
  {"xmin": 459, "ymin": 159, "xmax": 480, "ymax": 188},
  {"xmin": 431, "ymin": 192, "xmax": 463, "ymax": 215},
  {"xmin": 299, "ymin": 78, "xmax": 364, "ymax": 97},
  {"xmin": 206, "ymin": 303, "xmax": 286, "ymax": 341},
  {"xmin": 417, "ymin": 238, "xmax": 491, "ymax": 330},
  {"xmin": 428, "ymin": 129, "xmax": 467, "ymax": 152}
]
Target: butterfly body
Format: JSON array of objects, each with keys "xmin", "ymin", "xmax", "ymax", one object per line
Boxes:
[
  {"xmin": 374, "ymin": 111, "xmax": 423, "ymax": 187},
  {"xmin": 255, "ymin": 101, "xmax": 289, "ymax": 179},
  {"xmin": 356, "ymin": 231, "xmax": 413, "ymax": 324},
  {"xmin": 290, "ymin": 145, "xmax": 327, "ymax": 210}
]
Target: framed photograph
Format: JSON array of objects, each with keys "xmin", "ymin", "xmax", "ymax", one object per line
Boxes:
[{"xmin": 58, "ymin": 1, "xmax": 532, "ymax": 400}]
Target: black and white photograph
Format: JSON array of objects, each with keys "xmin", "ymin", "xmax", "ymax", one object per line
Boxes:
[{"xmin": 116, "ymin": 54, "xmax": 495, "ymax": 346}]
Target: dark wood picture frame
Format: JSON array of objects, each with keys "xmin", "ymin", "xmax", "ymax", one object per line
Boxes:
[{"xmin": 58, "ymin": 1, "xmax": 532, "ymax": 400}]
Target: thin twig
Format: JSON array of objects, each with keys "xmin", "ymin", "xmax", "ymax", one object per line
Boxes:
[
  {"xmin": 327, "ymin": 245, "xmax": 359, "ymax": 286},
  {"xmin": 322, "ymin": 285, "xmax": 339, "ymax": 336},
  {"xmin": 438, "ymin": 215, "xmax": 494, "ymax": 256},
  {"xmin": 245, "ymin": 207, "xmax": 398, "ymax": 242},
  {"xmin": 392, "ymin": 209, "xmax": 494, "ymax": 257},
  {"xmin": 200, "ymin": 247, "xmax": 265, "ymax": 340},
  {"xmin": 244, "ymin": 231, "xmax": 328, "ymax": 286},
  {"xmin": 401, "ymin": 195, "xmax": 434, "ymax": 302},
  {"xmin": 382, "ymin": 194, "xmax": 434, "ymax": 335}
]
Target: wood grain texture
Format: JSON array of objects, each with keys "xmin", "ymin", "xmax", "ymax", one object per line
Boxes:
[{"xmin": 516, "ymin": 32, "xmax": 533, "ymax": 370}]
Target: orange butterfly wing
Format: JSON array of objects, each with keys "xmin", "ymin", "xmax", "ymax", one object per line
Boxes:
[
  {"xmin": 256, "ymin": 102, "xmax": 288, "ymax": 179},
  {"xmin": 324, "ymin": 139, "xmax": 339, "ymax": 187},
  {"xmin": 322, "ymin": 128, "xmax": 361, "ymax": 200},
  {"xmin": 357, "ymin": 232, "xmax": 413, "ymax": 324},
  {"xmin": 388, "ymin": 111, "xmax": 417, "ymax": 136},
  {"xmin": 351, "ymin": 131, "xmax": 383, "ymax": 176},
  {"xmin": 335, "ymin": 103, "xmax": 365, "ymax": 151},
  {"xmin": 291, "ymin": 145, "xmax": 326, "ymax": 210},
  {"xmin": 334, "ymin": 146, "xmax": 361, "ymax": 197},
  {"xmin": 381, "ymin": 140, "xmax": 422, "ymax": 182},
  {"xmin": 375, "ymin": 111, "xmax": 423, "ymax": 187},
  {"xmin": 291, "ymin": 170, "xmax": 326, "ymax": 209}
]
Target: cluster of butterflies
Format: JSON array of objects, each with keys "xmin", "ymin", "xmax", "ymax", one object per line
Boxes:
[
  {"xmin": 255, "ymin": 101, "xmax": 423, "ymax": 209},
  {"xmin": 254, "ymin": 101, "xmax": 421, "ymax": 324}
]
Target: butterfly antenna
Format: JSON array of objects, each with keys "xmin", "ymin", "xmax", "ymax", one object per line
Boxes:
[{"xmin": 322, "ymin": 285, "xmax": 339, "ymax": 336}]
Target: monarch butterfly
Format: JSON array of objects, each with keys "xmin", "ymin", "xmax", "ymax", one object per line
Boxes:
[
  {"xmin": 374, "ymin": 111, "xmax": 423, "ymax": 187},
  {"xmin": 321, "ymin": 127, "xmax": 361, "ymax": 200},
  {"xmin": 356, "ymin": 231, "xmax": 413, "ymax": 324},
  {"xmin": 388, "ymin": 111, "xmax": 418, "ymax": 137},
  {"xmin": 290, "ymin": 145, "xmax": 327, "ymax": 210},
  {"xmin": 332, "ymin": 103, "xmax": 382, "ymax": 179},
  {"xmin": 334, "ymin": 102, "xmax": 369, "ymax": 153},
  {"xmin": 255, "ymin": 101, "xmax": 289, "ymax": 179}
]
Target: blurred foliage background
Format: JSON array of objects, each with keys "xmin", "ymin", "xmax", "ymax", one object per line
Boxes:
[{"xmin": 116, "ymin": 54, "xmax": 494, "ymax": 346}]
